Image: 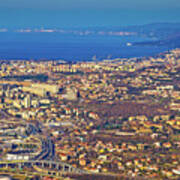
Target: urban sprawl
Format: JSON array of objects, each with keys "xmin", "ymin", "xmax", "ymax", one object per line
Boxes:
[{"xmin": 0, "ymin": 49, "xmax": 180, "ymax": 179}]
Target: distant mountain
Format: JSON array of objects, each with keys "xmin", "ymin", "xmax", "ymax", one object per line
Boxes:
[
  {"xmin": 75, "ymin": 22, "xmax": 180, "ymax": 39},
  {"xmin": 132, "ymin": 25, "xmax": 180, "ymax": 48},
  {"xmin": 138, "ymin": 23, "xmax": 180, "ymax": 39},
  {"xmin": 99, "ymin": 22, "xmax": 180, "ymax": 48},
  {"xmin": 2, "ymin": 23, "xmax": 180, "ymax": 48},
  {"xmin": 4, "ymin": 22, "xmax": 180, "ymax": 38}
]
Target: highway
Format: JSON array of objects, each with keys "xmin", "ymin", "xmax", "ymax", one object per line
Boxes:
[
  {"xmin": 33, "ymin": 136, "xmax": 55, "ymax": 161},
  {"xmin": 0, "ymin": 110, "xmax": 56, "ymax": 161},
  {"xmin": 0, "ymin": 160, "xmax": 87, "ymax": 174},
  {"xmin": 0, "ymin": 106, "xmax": 88, "ymax": 177}
]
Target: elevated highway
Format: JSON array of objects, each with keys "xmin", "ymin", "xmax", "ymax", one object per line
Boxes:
[{"xmin": 0, "ymin": 160, "xmax": 87, "ymax": 174}]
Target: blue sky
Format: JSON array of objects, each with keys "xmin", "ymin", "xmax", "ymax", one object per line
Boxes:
[{"xmin": 0, "ymin": 0, "xmax": 180, "ymax": 28}]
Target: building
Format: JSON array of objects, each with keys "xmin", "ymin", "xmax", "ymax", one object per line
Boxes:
[{"xmin": 24, "ymin": 94, "xmax": 31, "ymax": 108}]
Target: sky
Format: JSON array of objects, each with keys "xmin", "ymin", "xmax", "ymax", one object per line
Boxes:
[{"xmin": 0, "ymin": 0, "xmax": 180, "ymax": 28}]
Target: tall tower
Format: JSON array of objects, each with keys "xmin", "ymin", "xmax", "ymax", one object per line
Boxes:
[{"xmin": 24, "ymin": 94, "xmax": 31, "ymax": 108}]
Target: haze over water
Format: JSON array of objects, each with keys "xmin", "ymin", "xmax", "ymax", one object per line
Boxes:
[
  {"xmin": 0, "ymin": 32, "xmax": 169, "ymax": 61},
  {"xmin": 0, "ymin": 0, "xmax": 179, "ymax": 61}
]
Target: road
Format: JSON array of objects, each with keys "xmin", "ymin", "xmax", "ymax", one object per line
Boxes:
[
  {"xmin": 0, "ymin": 110, "xmax": 56, "ymax": 161},
  {"xmin": 33, "ymin": 136, "xmax": 55, "ymax": 161}
]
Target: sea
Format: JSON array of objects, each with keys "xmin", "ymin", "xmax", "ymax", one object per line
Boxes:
[{"xmin": 0, "ymin": 32, "xmax": 170, "ymax": 61}]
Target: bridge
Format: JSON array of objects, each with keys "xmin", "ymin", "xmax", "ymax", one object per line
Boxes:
[{"xmin": 0, "ymin": 160, "xmax": 87, "ymax": 175}]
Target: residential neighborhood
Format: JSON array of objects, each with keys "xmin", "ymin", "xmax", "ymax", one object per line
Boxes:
[{"xmin": 0, "ymin": 49, "xmax": 180, "ymax": 179}]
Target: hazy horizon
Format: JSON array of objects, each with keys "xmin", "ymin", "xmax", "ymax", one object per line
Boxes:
[
  {"xmin": 1, "ymin": 21, "xmax": 180, "ymax": 30},
  {"xmin": 0, "ymin": 0, "xmax": 180, "ymax": 28}
]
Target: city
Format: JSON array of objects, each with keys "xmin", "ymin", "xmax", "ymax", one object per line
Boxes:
[{"xmin": 0, "ymin": 49, "xmax": 179, "ymax": 179}]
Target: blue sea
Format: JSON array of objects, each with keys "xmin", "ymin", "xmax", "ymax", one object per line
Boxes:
[{"xmin": 0, "ymin": 32, "xmax": 170, "ymax": 61}]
